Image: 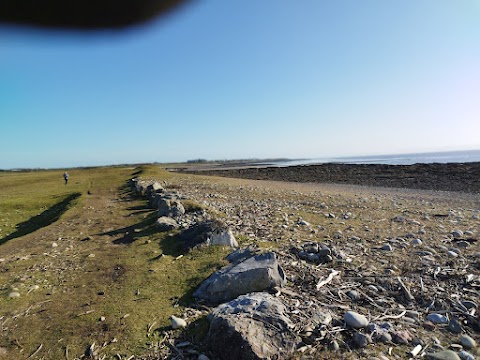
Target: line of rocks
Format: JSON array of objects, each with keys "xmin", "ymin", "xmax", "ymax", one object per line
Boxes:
[{"xmin": 130, "ymin": 178, "xmax": 238, "ymax": 250}]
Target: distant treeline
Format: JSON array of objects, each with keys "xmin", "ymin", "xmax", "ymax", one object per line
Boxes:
[
  {"xmin": 186, "ymin": 158, "xmax": 293, "ymax": 165},
  {"xmin": 187, "ymin": 159, "xmax": 208, "ymax": 163}
]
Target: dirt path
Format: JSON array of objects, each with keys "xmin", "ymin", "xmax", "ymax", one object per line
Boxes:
[{"xmin": 0, "ymin": 175, "xmax": 156, "ymax": 358}]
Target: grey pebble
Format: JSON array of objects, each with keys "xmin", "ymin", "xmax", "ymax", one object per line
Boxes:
[
  {"xmin": 353, "ymin": 332, "xmax": 371, "ymax": 347},
  {"xmin": 411, "ymin": 238, "xmax": 423, "ymax": 245},
  {"xmin": 448, "ymin": 318, "xmax": 463, "ymax": 334},
  {"xmin": 447, "ymin": 251, "xmax": 459, "ymax": 258},
  {"xmin": 452, "ymin": 230, "xmax": 464, "ymax": 239},
  {"xmin": 425, "ymin": 350, "xmax": 461, "ymax": 360},
  {"xmin": 379, "ymin": 322, "xmax": 393, "ymax": 330},
  {"xmin": 346, "ymin": 290, "xmax": 360, "ymax": 301},
  {"xmin": 458, "ymin": 350, "xmax": 475, "ymax": 360},
  {"xmin": 318, "ymin": 248, "xmax": 332, "ymax": 257},
  {"xmin": 307, "ymin": 253, "xmax": 320, "ymax": 262},
  {"xmin": 381, "ymin": 244, "xmax": 393, "ymax": 251},
  {"xmin": 344, "ymin": 311, "xmax": 369, "ymax": 329},
  {"xmin": 375, "ymin": 330, "xmax": 392, "ymax": 343},
  {"xmin": 460, "ymin": 335, "xmax": 477, "ymax": 350},
  {"xmin": 405, "ymin": 310, "xmax": 420, "ymax": 319},
  {"xmin": 402, "ymin": 317, "xmax": 417, "ymax": 324},
  {"xmin": 456, "ymin": 241, "xmax": 470, "ymax": 248},
  {"xmin": 427, "ymin": 313, "xmax": 449, "ymax": 324}
]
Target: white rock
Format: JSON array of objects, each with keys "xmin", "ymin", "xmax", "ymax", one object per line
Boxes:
[
  {"xmin": 411, "ymin": 239, "xmax": 422, "ymax": 246},
  {"xmin": 171, "ymin": 315, "xmax": 187, "ymax": 329},
  {"xmin": 8, "ymin": 291, "xmax": 20, "ymax": 298},
  {"xmin": 28, "ymin": 285, "xmax": 40, "ymax": 292},
  {"xmin": 298, "ymin": 218, "xmax": 310, "ymax": 226},
  {"xmin": 208, "ymin": 229, "xmax": 238, "ymax": 248}
]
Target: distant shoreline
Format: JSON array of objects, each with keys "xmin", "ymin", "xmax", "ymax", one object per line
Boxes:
[{"xmin": 173, "ymin": 161, "xmax": 480, "ymax": 194}]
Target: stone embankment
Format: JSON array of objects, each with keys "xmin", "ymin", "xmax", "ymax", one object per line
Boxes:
[{"xmin": 131, "ymin": 177, "xmax": 480, "ymax": 360}]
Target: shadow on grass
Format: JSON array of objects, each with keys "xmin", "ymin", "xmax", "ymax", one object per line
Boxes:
[
  {"xmin": 98, "ymin": 211, "xmax": 159, "ymax": 244},
  {"xmin": 157, "ymin": 234, "xmax": 184, "ymax": 257},
  {"xmin": 0, "ymin": 192, "xmax": 82, "ymax": 245}
]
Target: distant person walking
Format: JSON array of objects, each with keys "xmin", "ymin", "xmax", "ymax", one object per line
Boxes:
[{"xmin": 63, "ymin": 172, "xmax": 69, "ymax": 185}]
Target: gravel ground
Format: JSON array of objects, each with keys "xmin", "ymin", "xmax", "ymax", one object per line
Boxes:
[
  {"xmin": 159, "ymin": 171, "xmax": 480, "ymax": 359},
  {"xmin": 175, "ymin": 161, "xmax": 480, "ymax": 194}
]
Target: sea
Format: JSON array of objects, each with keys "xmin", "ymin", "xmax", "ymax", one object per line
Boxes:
[{"xmin": 267, "ymin": 149, "xmax": 480, "ymax": 167}]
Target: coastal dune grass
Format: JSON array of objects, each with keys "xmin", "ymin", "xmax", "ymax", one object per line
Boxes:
[{"xmin": 0, "ymin": 165, "xmax": 230, "ymax": 358}]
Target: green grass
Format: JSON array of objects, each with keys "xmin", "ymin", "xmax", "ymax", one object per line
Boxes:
[{"xmin": 0, "ymin": 165, "xmax": 230, "ymax": 358}]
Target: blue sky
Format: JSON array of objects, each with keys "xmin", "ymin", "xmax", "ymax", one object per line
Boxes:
[{"xmin": 1, "ymin": 0, "xmax": 479, "ymax": 169}]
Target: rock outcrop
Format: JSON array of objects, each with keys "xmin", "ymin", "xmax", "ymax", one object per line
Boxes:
[
  {"xmin": 155, "ymin": 216, "xmax": 179, "ymax": 231},
  {"xmin": 193, "ymin": 252, "xmax": 286, "ymax": 305},
  {"xmin": 178, "ymin": 219, "xmax": 238, "ymax": 250},
  {"xmin": 206, "ymin": 292, "xmax": 299, "ymax": 360},
  {"xmin": 157, "ymin": 198, "xmax": 185, "ymax": 218}
]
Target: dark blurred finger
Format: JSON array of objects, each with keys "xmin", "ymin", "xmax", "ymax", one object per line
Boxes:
[{"xmin": 0, "ymin": 0, "xmax": 192, "ymax": 30}]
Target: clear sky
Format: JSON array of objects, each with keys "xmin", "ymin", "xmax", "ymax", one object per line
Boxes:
[{"xmin": 1, "ymin": 0, "xmax": 479, "ymax": 169}]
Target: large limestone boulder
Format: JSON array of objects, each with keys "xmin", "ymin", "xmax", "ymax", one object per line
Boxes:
[
  {"xmin": 157, "ymin": 199, "xmax": 185, "ymax": 218},
  {"xmin": 178, "ymin": 220, "xmax": 238, "ymax": 250},
  {"xmin": 134, "ymin": 180, "xmax": 147, "ymax": 195},
  {"xmin": 206, "ymin": 292, "xmax": 299, "ymax": 360},
  {"xmin": 155, "ymin": 217, "xmax": 179, "ymax": 231},
  {"xmin": 193, "ymin": 252, "xmax": 286, "ymax": 305},
  {"xmin": 146, "ymin": 181, "xmax": 164, "ymax": 196}
]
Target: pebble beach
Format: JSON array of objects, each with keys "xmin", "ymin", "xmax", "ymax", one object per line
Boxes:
[{"xmin": 162, "ymin": 162, "xmax": 480, "ymax": 359}]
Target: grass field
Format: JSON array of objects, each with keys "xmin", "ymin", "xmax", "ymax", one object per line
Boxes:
[{"xmin": 0, "ymin": 165, "xmax": 229, "ymax": 359}]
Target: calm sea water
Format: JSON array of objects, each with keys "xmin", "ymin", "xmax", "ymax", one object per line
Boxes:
[{"xmin": 271, "ymin": 149, "xmax": 480, "ymax": 167}]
